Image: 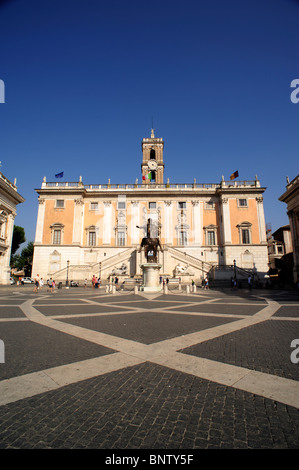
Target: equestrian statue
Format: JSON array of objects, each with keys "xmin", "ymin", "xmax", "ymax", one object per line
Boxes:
[{"xmin": 136, "ymin": 218, "xmax": 163, "ymax": 263}]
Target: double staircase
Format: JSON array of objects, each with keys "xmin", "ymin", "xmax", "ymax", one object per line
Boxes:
[
  {"xmin": 50, "ymin": 247, "xmax": 135, "ymax": 281},
  {"xmin": 50, "ymin": 245, "xmax": 254, "ymax": 283},
  {"xmin": 166, "ymin": 246, "xmax": 214, "ymax": 275}
]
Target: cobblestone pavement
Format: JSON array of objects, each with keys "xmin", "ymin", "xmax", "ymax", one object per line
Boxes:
[{"xmin": 0, "ymin": 284, "xmax": 299, "ymax": 451}]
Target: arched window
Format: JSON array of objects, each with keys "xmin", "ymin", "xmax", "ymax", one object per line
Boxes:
[{"xmin": 150, "ymin": 148, "xmax": 156, "ymax": 160}]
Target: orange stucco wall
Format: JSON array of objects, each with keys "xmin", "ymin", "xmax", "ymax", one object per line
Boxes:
[
  {"xmin": 202, "ymin": 205, "xmax": 219, "ymax": 245},
  {"xmin": 83, "ymin": 202, "xmax": 104, "ymax": 245},
  {"xmin": 43, "ymin": 199, "xmax": 74, "ymax": 244},
  {"xmin": 229, "ymin": 198, "xmax": 260, "ymax": 244}
]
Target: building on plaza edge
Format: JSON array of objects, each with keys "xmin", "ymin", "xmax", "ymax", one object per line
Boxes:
[
  {"xmin": 279, "ymin": 174, "xmax": 299, "ymax": 284},
  {"xmin": 32, "ymin": 130, "xmax": 268, "ymax": 284},
  {"xmin": 0, "ymin": 171, "xmax": 25, "ymax": 284}
]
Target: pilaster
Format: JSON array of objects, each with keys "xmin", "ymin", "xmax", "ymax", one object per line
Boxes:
[
  {"xmin": 72, "ymin": 198, "xmax": 84, "ymax": 245},
  {"xmin": 34, "ymin": 198, "xmax": 46, "ymax": 244}
]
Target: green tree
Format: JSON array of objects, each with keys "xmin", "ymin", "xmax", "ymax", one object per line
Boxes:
[
  {"xmin": 11, "ymin": 241, "xmax": 34, "ymax": 276},
  {"xmin": 11, "ymin": 225, "xmax": 26, "ymax": 257},
  {"xmin": 20, "ymin": 241, "xmax": 34, "ymax": 276}
]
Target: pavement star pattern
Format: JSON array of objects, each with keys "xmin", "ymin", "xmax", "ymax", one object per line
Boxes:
[{"xmin": 1, "ymin": 288, "xmax": 299, "ymax": 412}]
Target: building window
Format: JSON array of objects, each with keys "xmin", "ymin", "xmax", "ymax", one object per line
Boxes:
[
  {"xmin": 149, "ymin": 202, "xmax": 156, "ymax": 209},
  {"xmin": 88, "ymin": 231, "xmax": 96, "ymax": 246},
  {"xmin": 0, "ymin": 211, "xmax": 7, "ymax": 240},
  {"xmin": 237, "ymin": 222, "xmax": 252, "ymax": 244},
  {"xmin": 117, "ymin": 231, "xmax": 126, "ymax": 246},
  {"xmin": 55, "ymin": 199, "xmax": 65, "ymax": 208},
  {"xmin": 150, "ymin": 171, "xmax": 156, "ymax": 182},
  {"xmin": 150, "ymin": 149, "xmax": 156, "ymax": 160},
  {"xmin": 117, "ymin": 201, "xmax": 126, "ymax": 210},
  {"xmin": 238, "ymin": 199, "xmax": 248, "ymax": 208},
  {"xmin": 90, "ymin": 202, "xmax": 98, "ymax": 210},
  {"xmin": 242, "ymin": 229, "xmax": 250, "ymax": 244},
  {"xmin": 53, "ymin": 230, "xmax": 61, "ymax": 245},
  {"xmin": 179, "ymin": 231, "xmax": 187, "ymax": 245},
  {"xmin": 178, "ymin": 201, "xmax": 186, "ymax": 210},
  {"xmin": 207, "ymin": 230, "xmax": 216, "ymax": 245},
  {"xmin": 85, "ymin": 225, "xmax": 98, "ymax": 247},
  {"xmin": 0, "ymin": 221, "xmax": 4, "ymax": 239},
  {"xmin": 50, "ymin": 223, "xmax": 64, "ymax": 245},
  {"xmin": 204, "ymin": 225, "xmax": 218, "ymax": 246}
]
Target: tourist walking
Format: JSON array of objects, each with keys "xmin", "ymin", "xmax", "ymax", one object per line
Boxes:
[
  {"xmin": 48, "ymin": 278, "xmax": 54, "ymax": 293},
  {"xmin": 33, "ymin": 275, "xmax": 40, "ymax": 293}
]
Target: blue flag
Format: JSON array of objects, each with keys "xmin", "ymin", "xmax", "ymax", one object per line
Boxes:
[{"xmin": 55, "ymin": 172, "xmax": 64, "ymax": 178}]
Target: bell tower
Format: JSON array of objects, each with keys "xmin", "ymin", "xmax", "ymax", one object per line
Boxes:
[{"xmin": 141, "ymin": 128, "xmax": 164, "ymax": 184}]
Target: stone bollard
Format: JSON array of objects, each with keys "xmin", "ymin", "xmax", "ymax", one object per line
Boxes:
[
  {"xmin": 178, "ymin": 284, "xmax": 181, "ymax": 291},
  {"xmin": 164, "ymin": 285, "xmax": 168, "ymax": 295},
  {"xmin": 112, "ymin": 285, "xmax": 116, "ymax": 294},
  {"xmin": 193, "ymin": 285, "xmax": 196, "ymax": 293},
  {"xmin": 134, "ymin": 286, "xmax": 138, "ymax": 295},
  {"xmin": 186, "ymin": 285, "xmax": 190, "ymax": 294},
  {"xmin": 105, "ymin": 285, "xmax": 109, "ymax": 293}
]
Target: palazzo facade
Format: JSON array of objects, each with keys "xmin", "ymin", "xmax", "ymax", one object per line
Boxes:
[
  {"xmin": 0, "ymin": 172, "xmax": 24, "ymax": 284},
  {"xmin": 32, "ymin": 130, "xmax": 268, "ymax": 283},
  {"xmin": 279, "ymin": 174, "xmax": 299, "ymax": 283}
]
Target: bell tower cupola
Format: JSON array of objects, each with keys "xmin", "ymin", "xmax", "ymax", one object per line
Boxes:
[{"xmin": 141, "ymin": 128, "xmax": 164, "ymax": 184}]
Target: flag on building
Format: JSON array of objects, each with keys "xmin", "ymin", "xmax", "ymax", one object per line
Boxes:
[
  {"xmin": 230, "ymin": 170, "xmax": 239, "ymax": 180},
  {"xmin": 147, "ymin": 172, "xmax": 152, "ymax": 180},
  {"xmin": 55, "ymin": 172, "xmax": 64, "ymax": 178}
]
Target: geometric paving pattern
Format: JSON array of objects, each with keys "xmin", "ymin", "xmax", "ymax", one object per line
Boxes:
[{"xmin": 0, "ymin": 286, "xmax": 299, "ymax": 449}]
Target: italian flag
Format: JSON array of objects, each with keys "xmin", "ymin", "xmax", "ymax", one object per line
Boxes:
[{"xmin": 143, "ymin": 172, "xmax": 152, "ymax": 180}]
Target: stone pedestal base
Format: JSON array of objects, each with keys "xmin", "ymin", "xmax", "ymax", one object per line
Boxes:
[{"xmin": 140, "ymin": 263, "xmax": 163, "ymax": 293}]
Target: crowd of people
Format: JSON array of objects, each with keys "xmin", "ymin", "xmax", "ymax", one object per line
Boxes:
[
  {"xmin": 23, "ymin": 273, "xmax": 257, "ymax": 293},
  {"xmin": 90, "ymin": 275, "xmax": 102, "ymax": 288},
  {"xmin": 33, "ymin": 275, "xmax": 56, "ymax": 292},
  {"xmin": 30, "ymin": 274, "xmax": 117, "ymax": 292}
]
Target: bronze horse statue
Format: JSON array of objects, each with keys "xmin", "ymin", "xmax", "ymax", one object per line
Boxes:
[
  {"xmin": 136, "ymin": 218, "xmax": 163, "ymax": 263},
  {"xmin": 139, "ymin": 236, "xmax": 163, "ymax": 263}
]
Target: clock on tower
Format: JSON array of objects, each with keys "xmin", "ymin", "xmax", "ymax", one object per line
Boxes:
[{"xmin": 141, "ymin": 129, "xmax": 164, "ymax": 184}]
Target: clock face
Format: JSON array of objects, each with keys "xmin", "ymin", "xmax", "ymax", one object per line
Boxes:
[{"xmin": 148, "ymin": 160, "xmax": 157, "ymax": 170}]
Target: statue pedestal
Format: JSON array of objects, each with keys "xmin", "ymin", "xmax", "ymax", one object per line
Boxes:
[{"xmin": 140, "ymin": 263, "xmax": 163, "ymax": 292}]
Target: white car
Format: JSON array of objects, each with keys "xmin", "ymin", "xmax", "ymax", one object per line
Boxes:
[
  {"xmin": 10, "ymin": 277, "xmax": 15, "ymax": 284},
  {"xmin": 22, "ymin": 277, "xmax": 35, "ymax": 284}
]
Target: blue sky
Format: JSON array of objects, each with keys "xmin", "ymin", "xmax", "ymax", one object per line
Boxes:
[{"xmin": 0, "ymin": 0, "xmax": 298, "ymax": 247}]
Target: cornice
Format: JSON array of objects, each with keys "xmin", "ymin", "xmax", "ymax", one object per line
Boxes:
[{"xmin": 0, "ymin": 178, "xmax": 25, "ymax": 204}]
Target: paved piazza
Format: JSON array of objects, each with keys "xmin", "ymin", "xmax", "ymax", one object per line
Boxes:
[{"xmin": 0, "ymin": 284, "xmax": 299, "ymax": 450}]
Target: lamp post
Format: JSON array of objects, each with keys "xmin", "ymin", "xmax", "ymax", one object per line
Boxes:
[{"xmin": 66, "ymin": 260, "xmax": 70, "ymax": 287}]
